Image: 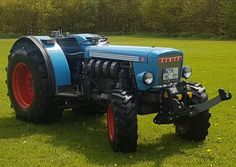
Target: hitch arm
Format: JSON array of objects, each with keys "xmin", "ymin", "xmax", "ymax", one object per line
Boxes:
[{"xmin": 189, "ymin": 89, "xmax": 232, "ymax": 117}]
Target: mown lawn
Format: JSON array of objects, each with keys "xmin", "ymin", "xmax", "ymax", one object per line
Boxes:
[{"xmin": 0, "ymin": 36, "xmax": 235, "ymax": 167}]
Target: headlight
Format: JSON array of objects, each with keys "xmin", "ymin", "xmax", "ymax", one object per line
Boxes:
[
  {"xmin": 143, "ymin": 72, "xmax": 154, "ymax": 84},
  {"xmin": 182, "ymin": 66, "xmax": 192, "ymax": 79}
]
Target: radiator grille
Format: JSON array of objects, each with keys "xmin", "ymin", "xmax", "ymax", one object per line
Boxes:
[{"xmin": 158, "ymin": 56, "xmax": 183, "ymax": 84}]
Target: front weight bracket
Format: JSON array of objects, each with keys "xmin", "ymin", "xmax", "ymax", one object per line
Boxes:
[{"xmin": 188, "ymin": 89, "xmax": 232, "ymax": 117}]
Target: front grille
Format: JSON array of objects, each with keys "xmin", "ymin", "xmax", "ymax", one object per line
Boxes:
[{"xmin": 158, "ymin": 56, "xmax": 183, "ymax": 85}]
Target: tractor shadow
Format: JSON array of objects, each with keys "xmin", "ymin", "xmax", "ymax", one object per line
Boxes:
[{"xmin": 0, "ymin": 111, "xmax": 200, "ymax": 167}]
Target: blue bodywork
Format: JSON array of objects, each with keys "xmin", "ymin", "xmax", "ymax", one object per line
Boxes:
[
  {"xmin": 132, "ymin": 48, "xmax": 183, "ymax": 91},
  {"xmin": 32, "ymin": 34, "xmax": 183, "ymax": 92},
  {"xmin": 85, "ymin": 45, "xmax": 183, "ymax": 90},
  {"xmin": 34, "ymin": 36, "xmax": 71, "ymax": 92}
]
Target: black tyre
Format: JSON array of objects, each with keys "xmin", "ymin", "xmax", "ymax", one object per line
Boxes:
[
  {"xmin": 7, "ymin": 49, "xmax": 62, "ymax": 123},
  {"xmin": 107, "ymin": 92, "xmax": 138, "ymax": 153},
  {"xmin": 174, "ymin": 83, "xmax": 211, "ymax": 141}
]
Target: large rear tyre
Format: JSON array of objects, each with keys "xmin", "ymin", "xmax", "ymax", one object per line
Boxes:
[
  {"xmin": 107, "ymin": 92, "xmax": 138, "ymax": 153},
  {"xmin": 7, "ymin": 49, "xmax": 62, "ymax": 124},
  {"xmin": 174, "ymin": 83, "xmax": 211, "ymax": 141}
]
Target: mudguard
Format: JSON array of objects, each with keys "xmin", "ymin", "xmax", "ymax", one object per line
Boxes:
[{"xmin": 10, "ymin": 36, "xmax": 71, "ymax": 94}]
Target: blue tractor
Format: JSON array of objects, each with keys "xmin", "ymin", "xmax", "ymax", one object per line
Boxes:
[{"xmin": 7, "ymin": 32, "xmax": 231, "ymax": 152}]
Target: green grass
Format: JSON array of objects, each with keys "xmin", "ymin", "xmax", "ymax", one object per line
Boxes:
[{"xmin": 0, "ymin": 36, "xmax": 236, "ymax": 167}]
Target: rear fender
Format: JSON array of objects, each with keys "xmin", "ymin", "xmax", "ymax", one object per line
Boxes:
[{"xmin": 10, "ymin": 36, "xmax": 71, "ymax": 94}]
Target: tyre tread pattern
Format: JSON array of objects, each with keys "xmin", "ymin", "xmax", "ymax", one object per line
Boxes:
[
  {"xmin": 110, "ymin": 92, "xmax": 138, "ymax": 153},
  {"xmin": 175, "ymin": 82, "xmax": 211, "ymax": 141}
]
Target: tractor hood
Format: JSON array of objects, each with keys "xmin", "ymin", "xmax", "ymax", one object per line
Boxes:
[{"xmin": 85, "ymin": 45, "xmax": 183, "ymax": 63}]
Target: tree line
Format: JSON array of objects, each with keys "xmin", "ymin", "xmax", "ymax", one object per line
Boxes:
[{"xmin": 0, "ymin": 0, "xmax": 235, "ymax": 38}]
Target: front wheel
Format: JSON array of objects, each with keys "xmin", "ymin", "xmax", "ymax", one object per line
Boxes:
[
  {"xmin": 107, "ymin": 92, "xmax": 138, "ymax": 153},
  {"xmin": 174, "ymin": 83, "xmax": 211, "ymax": 141}
]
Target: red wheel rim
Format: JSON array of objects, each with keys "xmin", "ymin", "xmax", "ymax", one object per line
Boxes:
[
  {"xmin": 12, "ymin": 63, "xmax": 35, "ymax": 109},
  {"xmin": 107, "ymin": 104, "xmax": 115, "ymax": 141}
]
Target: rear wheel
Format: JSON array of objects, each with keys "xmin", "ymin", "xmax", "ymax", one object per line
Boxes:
[
  {"xmin": 107, "ymin": 92, "xmax": 138, "ymax": 153},
  {"xmin": 174, "ymin": 83, "xmax": 211, "ymax": 141},
  {"xmin": 7, "ymin": 49, "xmax": 62, "ymax": 123}
]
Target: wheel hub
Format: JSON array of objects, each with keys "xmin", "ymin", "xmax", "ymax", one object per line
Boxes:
[{"xmin": 12, "ymin": 63, "xmax": 35, "ymax": 109}]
